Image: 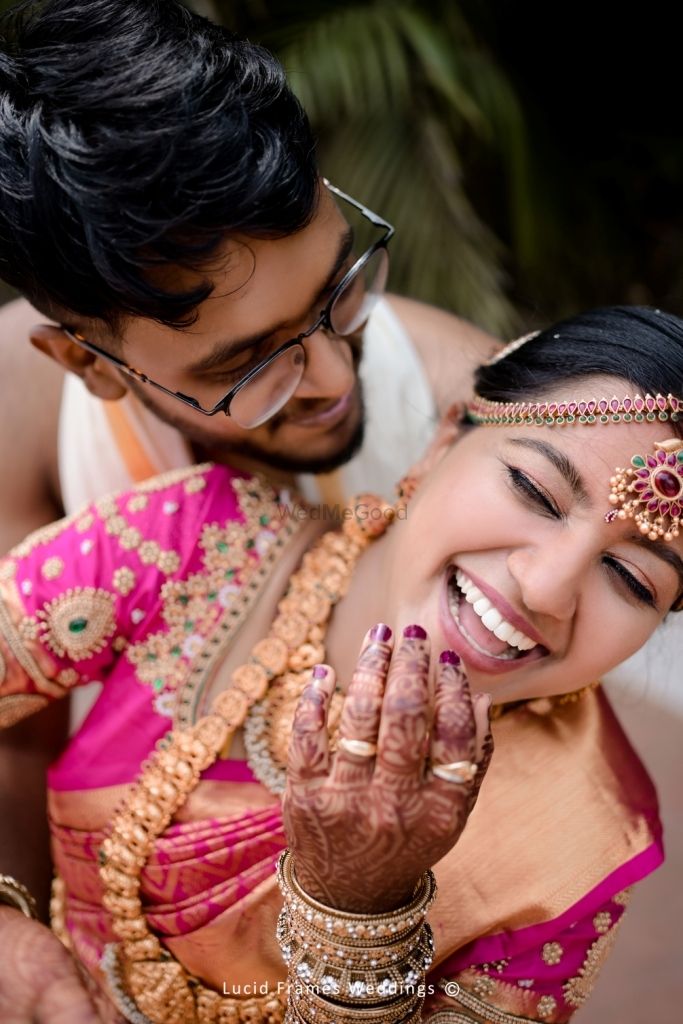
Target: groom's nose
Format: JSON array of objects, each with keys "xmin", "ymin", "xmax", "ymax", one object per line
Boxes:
[{"xmin": 292, "ymin": 329, "xmax": 357, "ymax": 401}]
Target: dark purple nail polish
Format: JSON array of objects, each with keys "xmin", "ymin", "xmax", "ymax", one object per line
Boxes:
[
  {"xmin": 439, "ymin": 650, "xmax": 460, "ymax": 665},
  {"xmin": 403, "ymin": 624, "xmax": 427, "ymax": 640},
  {"xmin": 369, "ymin": 623, "xmax": 392, "ymax": 642},
  {"xmin": 312, "ymin": 665, "xmax": 328, "ymax": 679}
]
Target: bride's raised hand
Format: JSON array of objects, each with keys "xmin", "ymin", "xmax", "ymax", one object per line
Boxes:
[{"xmin": 282, "ymin": 624, "xmax": 492, "ymax": 913}]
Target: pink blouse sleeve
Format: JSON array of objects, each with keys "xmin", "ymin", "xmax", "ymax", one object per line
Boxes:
[
  {"xmin": 0, "ymin": 464, "xmax": 216, "ymax": 729},
  {"xmin": 426, "ymin": 888, "xmax": 632, "ymax": 1022}
]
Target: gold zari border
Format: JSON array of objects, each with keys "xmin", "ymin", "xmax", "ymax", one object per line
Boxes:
[{"xmin": 434, "ymin": 988, "xmax": 543, "ymax": 1024}]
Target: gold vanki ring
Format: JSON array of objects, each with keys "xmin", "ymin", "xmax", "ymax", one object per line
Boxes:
[
  {"xmin": 338, "ymin": 737, "xmax": 378, "ymax": 758},
  {"xmin": 431, "ymin": 759, "xmax": 478, "ymax": 784}
]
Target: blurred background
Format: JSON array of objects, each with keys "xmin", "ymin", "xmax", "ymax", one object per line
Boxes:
[{"xmin": 1, "ymin": 0, "xmax": 681, "ymax": 1018}]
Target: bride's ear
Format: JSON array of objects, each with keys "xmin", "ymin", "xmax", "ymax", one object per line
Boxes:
[{"xmin": 403, "ymin": 402, "xmax": 467, "ymax": 486}]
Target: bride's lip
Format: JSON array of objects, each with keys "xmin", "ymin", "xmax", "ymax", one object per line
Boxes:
[
  {"xmin": 457, "ymin": 565, "xmax": 549, "ymax": 650},
  {"xmin": 438, "ymin": 574, "xmax": 548, "ymax": 676}
]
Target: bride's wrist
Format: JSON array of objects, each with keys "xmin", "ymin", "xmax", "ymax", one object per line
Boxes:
[{"xmin": 277, "ymin": 851, "xmax": 436, "ymax": 1024}]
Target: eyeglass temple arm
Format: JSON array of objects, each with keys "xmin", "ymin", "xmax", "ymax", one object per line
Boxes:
[
  {"xmin": 62, "ymin": 327, "xmax": 214, "ymax": 413},
  {"xmin": 323, "ymin": 179, "xmax": 395, "ymax": 238}
]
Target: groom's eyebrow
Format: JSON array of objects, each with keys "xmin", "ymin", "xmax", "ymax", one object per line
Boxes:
[
  {"xmin": 507, "ymin": 438, "xmax": 591, "ymax": 504},
  {"xmin": 188, "ymin": 227, "xmax": 355, "ymax": 375}
]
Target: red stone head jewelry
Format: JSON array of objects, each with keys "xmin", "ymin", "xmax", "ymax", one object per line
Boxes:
[{"xmin": 606, "ymin": 438, "xmax": 683, "ymax": 541}]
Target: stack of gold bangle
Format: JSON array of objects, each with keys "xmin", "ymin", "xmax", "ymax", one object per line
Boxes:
[{"xmin": 276, "ymin": 852, "xmax": 436, "ymax": 1024}]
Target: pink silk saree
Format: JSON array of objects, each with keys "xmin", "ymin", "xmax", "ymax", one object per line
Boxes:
[{"xmin": 0, "ymin": 463, "xmax": 663, "ymax": 1023}]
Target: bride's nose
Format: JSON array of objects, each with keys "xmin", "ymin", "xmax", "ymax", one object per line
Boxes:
[{"xmin": 506, "ymin": 537, "xmax": 586, "ymax": 622}]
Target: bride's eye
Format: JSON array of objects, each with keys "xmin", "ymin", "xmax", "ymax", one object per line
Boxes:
[
  {"xmin": 506, "ymin": 466, "xmax": 561, "ymax": 519},
  {"xmin": 602, "ymin": 556, "xmax": 656, "ymax": 607}
]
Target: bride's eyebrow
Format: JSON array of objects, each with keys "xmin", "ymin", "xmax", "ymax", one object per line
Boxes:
[{"xmin": 506, "ymin": 438, "xmax": 591, "ymax": 505}]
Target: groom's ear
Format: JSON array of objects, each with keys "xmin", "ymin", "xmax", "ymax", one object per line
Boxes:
[
  {"xmin": 407, "ymin": 402, "xmax": 467, "ymax": 483},
  {"xmin": 29, "ymin": 324, "xmax": 128, "ymax": 400}
]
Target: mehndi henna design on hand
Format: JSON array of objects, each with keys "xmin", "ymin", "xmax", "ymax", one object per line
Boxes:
[{"xmin": 283, "ymin": 625, "xmax": 493, "ymax": 915}]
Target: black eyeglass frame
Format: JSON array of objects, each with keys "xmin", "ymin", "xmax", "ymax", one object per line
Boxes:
[{"xmin": 62, "ymin": 180, "xmax": 394, "ymax": 422}]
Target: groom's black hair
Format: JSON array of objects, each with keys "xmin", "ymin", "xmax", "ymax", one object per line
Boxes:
[{"xmin": 0, "ymin": 0, "xmax": 318, "ymax": 330}]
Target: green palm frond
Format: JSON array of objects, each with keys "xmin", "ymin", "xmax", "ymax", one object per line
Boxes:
[{"xmin": 234, "ymin": 0, "xmax": 524, "ymax": 333}]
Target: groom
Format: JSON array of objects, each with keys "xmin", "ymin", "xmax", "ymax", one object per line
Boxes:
[{"xmin": 0, "ymin": 1, "xmax": 496, "ymax": 1019}]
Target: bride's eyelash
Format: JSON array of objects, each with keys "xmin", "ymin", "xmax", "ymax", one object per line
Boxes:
[
  {"xmin": 506, "ymin": 465, "xmax": 561, "ymax": 518},
  {"xmin": 505, "ymin": 464, "xmax": 657, "ymax": 608},
  {"xmin": 602, "ymin": 556, "xmax": 656, "ymax": 607}
]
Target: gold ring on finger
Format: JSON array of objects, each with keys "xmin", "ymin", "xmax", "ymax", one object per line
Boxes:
[
  {"xmin": 431, "ymin": 759, "xmax": 478, "ymax": 784},
  {"xmin": 338, "ymin": 737, "xmax": 378, "ymax": 758}
]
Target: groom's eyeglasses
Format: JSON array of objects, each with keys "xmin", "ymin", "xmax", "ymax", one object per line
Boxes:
[{"xmin": 62, "ymin": 181, "xmax": 394, "ymax": 429}]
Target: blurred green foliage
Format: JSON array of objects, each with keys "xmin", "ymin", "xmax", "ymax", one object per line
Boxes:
[{"xmin": 195, "ymin": 0, "xmax": 526, "ymax": 334}]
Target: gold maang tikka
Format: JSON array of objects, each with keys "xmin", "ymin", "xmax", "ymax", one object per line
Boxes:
[{"xmin": 607, "ymin": 438, "xmax": 683, "ymax": 541}]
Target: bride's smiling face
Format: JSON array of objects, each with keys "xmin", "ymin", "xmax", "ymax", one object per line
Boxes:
[{"xmin": 382, "ymin": 390, "xmax": 683, "ymax": 702}]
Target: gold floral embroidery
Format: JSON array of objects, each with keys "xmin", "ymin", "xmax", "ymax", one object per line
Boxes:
[
  {"xmin": 119, "ymin": 527, "xmax": 143, "ymax": 550},
  {"xmin": 0, "ymin": 693, "xmax": 49, "ymax": 728},
  {"xmin": 18, "ymin": 617, "xmax": 40, "ymax": 642},
  {"xmin": 593, "ymin": 911, "xmax": 612, "ymax": 934},
  {"xmin": 0, "ymin": 561, "xmax": 16, "ymax": 582},
  {"xmin": 563, "ymin": 914, "xmax": 624, "ymax": 1008},
  {"xmin": 126, "ymin": 495, "xmax": 149, "ymax": 513},
  {"xmin": 112, "ymin": 568, "xmax": 136, "ymax": 596},
  {"xmin": 37, "ymin": 587, "xmax": 116, "ymax": 660},
  {"xmin": 612, "ymin": 888, "xmax": 632, "ymax": 907},
  {"xmin": 126, "ymin": 476, "xmax": 292, "ymax": 711},
  {"xmin": 76, "ymin": 513, "xmax": 94, "ymax": 533},
  {"xmin": 184, "ymin": 474, "xmax": 207, "ymax": 494},
  {"xmin": 541, "ymin": 942, "xmax": 563, "ymax": 966},
  {"xmin": 57, "ymin": 668, "xmax": 79, "ymax": 688},
  {"xmin": 97, "ymin": 482, "xmax": 191, "ymax": 577},
  {"xmin": 41, "ymin": 556, "xmax": 65, "ymax": 581},
  {"xmin": 138, "ymin": 540, "xmax": 161, "ymax": 564},
  {"xmin": 113, "ymin": 636, "xmax": 128, "ymax": 653},
  {"xmin": 157, "ymin": 550, "xmax": 180, "ymax": 574},
  {"xmin": 471, "ymin": 973, "xmax": 496, "ymax": 998},
  {"xmin": 536, "ymin": 994, "xmax": 557, "ymax": 1019}
]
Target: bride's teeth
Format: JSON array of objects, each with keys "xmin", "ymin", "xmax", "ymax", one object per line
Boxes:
[
  {"xmin": 493, "ymin": 621, "xmax": 515, "ymax": 642},
  {"xmin": 516, "ymin": 636, "xmax": 536, "ymax": 651},
  {"xmin": 481, "ymin": 608, "xmax": 503, "ymax": 631},
  {"xmin": 453, "ymin": 568, "xmax": 539, "ymax": 653},
  {"xmin": 473, "ymin": 596, "xmax": 491, "ymax": 617}
]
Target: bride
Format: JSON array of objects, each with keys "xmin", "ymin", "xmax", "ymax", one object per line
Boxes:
[{"xmin": 0, "ymin": 305, "xmax": 680, "ymax": 1024}]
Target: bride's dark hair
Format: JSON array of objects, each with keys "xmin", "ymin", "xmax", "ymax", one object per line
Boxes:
[{"xmin": 475, "ymin": 306, "xmax": 683, "ymax": 440}]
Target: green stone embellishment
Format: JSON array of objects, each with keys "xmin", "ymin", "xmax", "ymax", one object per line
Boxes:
[
  {"xmin": 68, "ymin": 617, "xmax": 88, "ymax": 633},
  {"xmin": 217, "ymin": 541, "xmax": 229, "ymax": 553},
  {"xmin": 632, "ymin": 455, "xmax": 646, "ymax": 467},
  {"xmin": 153, "ymin": 678, "xmax": 164, "ymax": 691}
]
